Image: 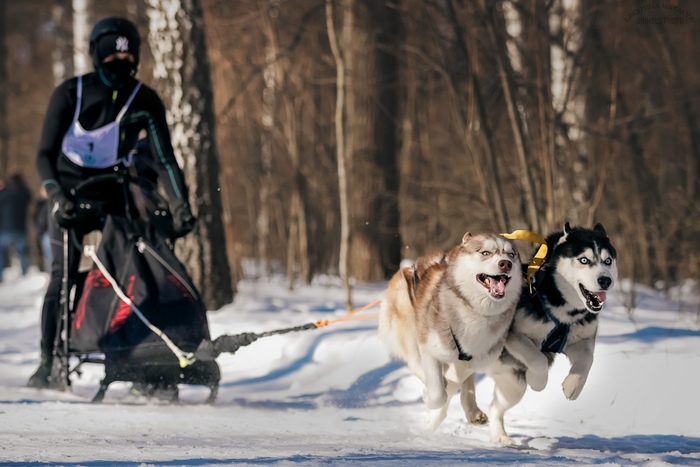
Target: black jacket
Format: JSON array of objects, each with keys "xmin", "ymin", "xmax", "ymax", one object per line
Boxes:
[
  {"xmin": 36, "ymin": 72, "xmax": 188, "ymax": 208},
  {"xmin": 0, "ymin": 182, "xmax": 31, "ymax": 233}
]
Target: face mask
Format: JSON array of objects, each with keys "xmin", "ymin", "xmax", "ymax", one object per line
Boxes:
[{"xmin": 99, "ymin": 59, "xmax": 135, "ymax": 87}]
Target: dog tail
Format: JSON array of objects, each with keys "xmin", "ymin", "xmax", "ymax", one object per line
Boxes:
[{"xmin": 378, "ymin": 267, "xmax": 420, "ymax": 362}]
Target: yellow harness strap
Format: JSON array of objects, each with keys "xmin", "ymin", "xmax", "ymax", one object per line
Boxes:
[{"xmin": 501, "ymin": 230, "xmax": 548, "ymax": 294}]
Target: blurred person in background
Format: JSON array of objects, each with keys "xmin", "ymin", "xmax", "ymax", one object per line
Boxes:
[
  {"xmin": 0, "ymin": 172, "xmax": 32, "ymax": 283},
  {"xmin": 0, "ymin": 179, "xmax": 6, "ymax": 274},
  {"xmin": 33, "ymin": 186, "xmax": 52, "ymax": 272}
]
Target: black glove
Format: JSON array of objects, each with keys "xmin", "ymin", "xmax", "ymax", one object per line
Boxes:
[
  {"xmin": 45, "ymin": 183, "xmax": 76, "ymax": 228},
  {"xmin": 171, "ymin": 202, "xmax": 196, "ymax": 238}
]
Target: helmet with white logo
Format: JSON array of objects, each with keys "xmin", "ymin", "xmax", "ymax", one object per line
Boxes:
[{"xmin": 89, "ymin": 17, "xmax": 141, "ymax": 70}]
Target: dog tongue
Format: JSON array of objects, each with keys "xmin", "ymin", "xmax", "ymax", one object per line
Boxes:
[
  {"xmin": 592, "ymin": 291, "xmax": 607, "ymax": 303},
  {"xmin": 490, "ymin": 276, "xmax": 506, "ymax": 297}
]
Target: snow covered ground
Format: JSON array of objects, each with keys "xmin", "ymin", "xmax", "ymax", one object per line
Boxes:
[{"xmin": 1, "ymin": 266, "xmax": 700, "ymax": 466}]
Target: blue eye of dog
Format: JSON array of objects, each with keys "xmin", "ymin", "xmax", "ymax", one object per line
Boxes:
[
  {"xmin": 481, "ymin": 251, "xmax": 490, "ymax": 256},
  {"xmin": 579, "ymin": 257, "xmax": 589, "ymax": 264},
  {"xmin": 603, "ymin": 258, "xmax": 612, "ymax": 265},
  {"xmin": 507, "ymin": 252, "xmax": 515, "ymax": 258}
]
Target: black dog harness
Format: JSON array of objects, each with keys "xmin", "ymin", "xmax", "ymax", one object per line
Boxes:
[
  {"xmin": 530, "ymin": 273, "xmax": 569, "ymax": 354},
  {"xmin": 537, "ymin": 292, "xmax": 569, "ymax": 353},
  {"xmin": 451, "ymin": 329, "xmax": 472, "ymax": 361}
]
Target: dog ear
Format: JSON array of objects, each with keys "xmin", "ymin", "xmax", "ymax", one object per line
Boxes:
[
  {"xmin": 593, "ymin": 223, "xmax": 607, "ymax": 236},
  {"xmin": 403, "ymin": 266, "xmax": 417, "ymax": 286},
  {"xmin": 462, "ymin": 232, "xmax": 472, "ymax": 243},
  {"xmin": 401, "ymin": 268, "xmax": 418, "ymax": 305},
  {"xmin": 564, "ymin": 222, "xmax": 572, "ymax": 234}
]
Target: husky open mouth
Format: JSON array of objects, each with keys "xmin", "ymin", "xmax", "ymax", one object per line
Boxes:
[
  {"xmin": 477, "ymin": 274, "xmax": 511, "ymax": 299},
  {"xmin": 579, "ymin": 284, "xmax": 606, "ymax": 312}
]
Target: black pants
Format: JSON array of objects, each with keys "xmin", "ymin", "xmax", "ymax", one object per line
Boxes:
[{"xmin": 40, "ymin": 220, "xmax": 85, "ymax": 357}]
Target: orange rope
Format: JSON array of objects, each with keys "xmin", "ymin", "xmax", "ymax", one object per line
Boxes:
[{"xmin": 314, "ymin": 299, "xmax": 381, "ymax": 328}]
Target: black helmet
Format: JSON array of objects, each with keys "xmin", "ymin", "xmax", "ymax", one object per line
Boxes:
[{"xmin": 89, "ymin": 17, "xmax": 141, "ymax": 70}]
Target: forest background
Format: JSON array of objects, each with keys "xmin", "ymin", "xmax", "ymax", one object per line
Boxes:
[{"xmin": 0, "ymin": 0, "xmax": 698, "ymax": 311}]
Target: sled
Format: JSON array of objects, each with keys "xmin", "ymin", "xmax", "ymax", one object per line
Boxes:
[{"xmin": 48, "ymin": 172, "xmax": 220, "ymax": 403}]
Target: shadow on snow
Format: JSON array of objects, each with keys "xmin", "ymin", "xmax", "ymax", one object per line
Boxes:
[
  {"xmin": 599, "ymin": 326, "xmax": 700, "ymax": 344},
  {"xmin": 4, "ymin": 436, "xmax": 700, "ymax": 466}
]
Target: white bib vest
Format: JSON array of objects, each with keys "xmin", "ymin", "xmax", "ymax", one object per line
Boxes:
[{"xmin": 61, "ymin": 75, "xmax": 142, "ymax": 169}]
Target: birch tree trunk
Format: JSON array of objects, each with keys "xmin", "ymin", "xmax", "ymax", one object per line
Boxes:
[
  {"xmin": 326, "ymin": 0, "xmax": 352, "ymax": 310},
  {"xmin": 147, "ymin": 0, "xmax": 234, "ymax": 310},
  {"xmin": 72, "ymin": 0, "xmax": 91, "ymax": 75},
  {"xmin": 52, "ymin": 1, "xmax": 73, "ymax": 87}
]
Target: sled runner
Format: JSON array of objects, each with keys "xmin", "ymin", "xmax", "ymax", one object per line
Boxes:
[{"xmin": 49, "ymin": 172, "xmax": 220, "ymax": 403}]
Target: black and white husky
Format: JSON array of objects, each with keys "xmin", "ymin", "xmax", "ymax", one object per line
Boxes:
[{"xmin": 475, "ymin": 223, "xmax": 618, "ymax": 445}]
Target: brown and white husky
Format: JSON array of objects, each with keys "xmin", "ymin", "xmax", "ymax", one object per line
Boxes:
[{"xmin": 378, "ymin": 232, "xmax": 523, "ymax": 429}]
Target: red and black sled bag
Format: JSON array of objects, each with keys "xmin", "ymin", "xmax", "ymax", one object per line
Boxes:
[{"xmin": 70, "ymin": 215, "xmax": 211, "ymax": 362}]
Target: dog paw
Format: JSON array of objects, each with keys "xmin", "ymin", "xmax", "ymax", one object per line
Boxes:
[
  {"xmin": 562, "ymin": 374, "xmax": 584, "ymax": 400},
  {"xmin": 526, "ymin": 369, "xmax": 548, "ymax": 392},
  {"xmin": 423, "ymin": 387, "xmax": 447, "ymax": 409},
  {"xmin": 468, "ymin": 409, "xmax": 488, "ymax": 425}
]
